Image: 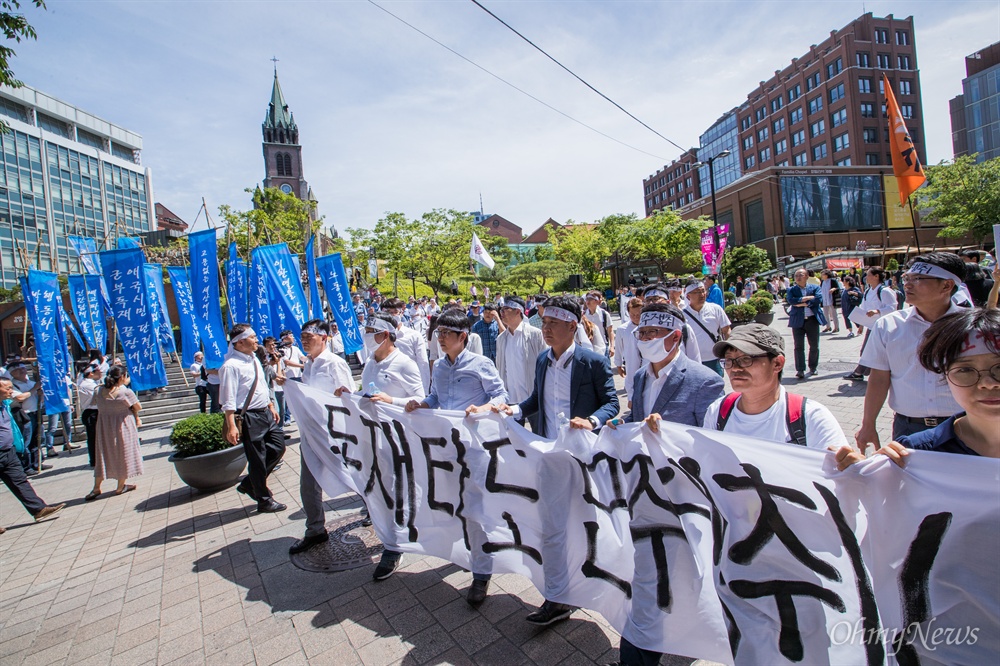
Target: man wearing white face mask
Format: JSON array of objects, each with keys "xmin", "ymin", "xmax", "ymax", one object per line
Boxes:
[
  {"xmin": 335, "ymin": 312, "xmax": 425, "ymax": 581},
  {"xmin": 611, "ymin": 302, "xmax": 725, "ymax": 431},
  {"xmin": 381, "ymin": 298, "xmax": 431, "ymax": 392}
]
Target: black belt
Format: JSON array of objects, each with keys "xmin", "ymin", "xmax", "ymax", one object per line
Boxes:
[
  {"xmin": 246, "ymin": 407, "xmax": 271, "ymax": 414},
  {"xmin": 898, "ymin": 414, "xmax": 949, "ymax": 427}
]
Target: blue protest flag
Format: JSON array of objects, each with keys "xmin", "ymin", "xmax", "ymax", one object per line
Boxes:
[
  {"xmin": 305, "ymin": 234, "xmax": 323, "ymax": 320},
  {"xmin": 229, "ymin": 241, "xmax": 238, "ymax": 262},
  {"xmin": 21, "ymin": 271, "xmax": 72, "ymax": 414},
  {"xmin": 316, "ymin": 253, "xmax": 362, "ymax": 354},
  {"xmin": 225, "ymin": 248, "xmax": 248, "ymax": 327},
  {"xmin": 255, "ymin": 244, "xmax": 308, "ymax": 340},
  {"xmin": 67, "ymin": 235, "xmax": 112, "ymax": 315},
  {"xmin": 100, "ymin": 247, "xmax": 168, "ymax": 391},
  {"xmin": 188, "ymin": 229, "xmax": 227, "ymax": 369},
  {"xmin": 67, "ymin": 275, "xmax": 108, "ymax": 352},
  {"xmin": 117, "ymin": 237, "xmax": 142, "ymax": 250},
  {"xmin": 144, "ymin": 264, "xmax": 177, "ymax": 355},
  {"xmin": 166, "ymin": 266, "xmax": 202, "ymax": 367},
  {"xmin": 249, "ymin": 249, "xmax": 275, "ymax": 339},
  {"xmin": 61, "ymin": 303, "xmax": 86, "ymax": 351}
]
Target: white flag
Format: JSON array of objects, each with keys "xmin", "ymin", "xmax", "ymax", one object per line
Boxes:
[{"xmin": 470, "ymin": 232, "xmax": 495, "ymax": 269}]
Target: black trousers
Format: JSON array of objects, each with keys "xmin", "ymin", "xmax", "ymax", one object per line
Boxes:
[
  {"xmin": 82, "ymin": 409, "xmax": 98, "ymax": 467},
  {"xmin": 0, "ymin": 446, "xmax": 45, "ymax": 516},
  {"xmin": 619, "ymin": 638, "xmax": 662, "ymax": 666},
  {"xmin": 196, "ymin": 385, "xmax": 208, "ymax": 413},
  {"xmin": 207, "ymin": 384, "xmax": 221, "ymax": 414},
  {"xmin": 240, "ymin": 409, "xmax": 285, "ymax": 503},
  {"xmin": 792, "ymin": 317, "xmax": 821, "ymax": 373}
]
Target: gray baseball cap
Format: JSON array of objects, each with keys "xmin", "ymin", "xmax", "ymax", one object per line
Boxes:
[{"xmin": 713, "ymin": 323, "xmax": 785, "ymax": 358}]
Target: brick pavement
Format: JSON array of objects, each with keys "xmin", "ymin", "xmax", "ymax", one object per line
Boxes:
[{"xmin": 0, "ymin": 308, "xmax": 892, "ymax": 665}]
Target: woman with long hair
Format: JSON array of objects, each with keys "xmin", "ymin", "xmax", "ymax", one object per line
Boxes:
[{"xmin": 85, "ymin": 366, "xmax": 143, "ymax": 500}]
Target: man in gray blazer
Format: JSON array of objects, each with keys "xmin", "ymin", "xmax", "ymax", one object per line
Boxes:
[
  {"xmin": 495, "ymin": 296, "xmax": 548, "ymax": 405},
  {"xmin": 614, "ymin": 302, "xmax": 724, "ymax": 430}
]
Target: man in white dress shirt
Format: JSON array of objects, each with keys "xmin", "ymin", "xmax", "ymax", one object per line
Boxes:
[
  {"xmin": 855, "ymin": 253, "xmax": 968, "ymax": 447},
  {"xmin": 612, "ymin": 296, "xmax": 643, "ymax": 405},
  {"xmin": 335, "ymin": 312, "xmax": 425, "ymax": 580},
  {"xmin": 287, "ymin": 320, "xmax": 356, "ymax": 554},
  {"xmin": 381, "ymin": 298, "xmax": 431, "ymax": 392},
  {"xmin": 222, "ymin": 324, "xmax": 286, "ymax": 513},
  {"xmin": 495, "ymin": 296, "xmax": 548, "ymax": 406},
  {"xmin": 682, "ymin": 279, "xmax": 731, "ymax": 377}
]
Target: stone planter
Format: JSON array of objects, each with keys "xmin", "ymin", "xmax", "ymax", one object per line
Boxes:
[
  {"xmin": 169, "ymin": 445, "xmax": 247, "ymax": 493},
  {"xmin": 754, "ymin": 312, "xmax": 775, "ymax": 326}
]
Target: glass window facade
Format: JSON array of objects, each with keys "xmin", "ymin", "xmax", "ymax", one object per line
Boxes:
[
  {"xmin": 961, "ymin": 65, "xmax": 1000, "ymax": 162},
  {"xmin": 697, "ymin": 112, "xmax": 741, "ymax": 199},
  {"xmin": 103, "ymin": 162, "xmax": 150, "ymax": 240},
  {"xmin": 46, "ymin": 142, "xmax": 107, "ymax": 274},
  {"xmin": 0, "ymin": 131, "xmax": 51, "ymax": 284}
]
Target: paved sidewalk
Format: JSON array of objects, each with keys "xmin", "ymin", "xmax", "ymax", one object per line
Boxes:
[{"xmin": 0, "ymin": 309, "xmax": 891, "ymax": 665}]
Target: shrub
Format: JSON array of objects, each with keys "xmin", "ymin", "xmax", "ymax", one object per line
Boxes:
[
  {"xmin": 754, "ymin": 290, "xmax": 775, "ymax": 302},
  {"xmin": 723, "ymin": 291, "xmax": 736, "ymax": 304},
  {"xmin": 886, "ymin": 258, "xmax": 899, "ymax": 272},
  {"xmin": 170, "ymin": 413, "xmax": 231, "ymax": 458},
  {"xmin": 747, "ymin": 296, "xmax": 774, "ymax": 315},
  {"xmin": 725, "ymin": 303, "xmax": 758, "ymax": 324}
]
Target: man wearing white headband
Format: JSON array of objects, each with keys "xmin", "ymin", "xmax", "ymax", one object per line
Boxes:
[
  {"xmin": 496, "ymin": 296, "xmax": 548, "ymax": 405},
  {"xmin": 584, "ymin": 291, "xmax": 614, "ymax": 360},
  {"xmin": 641, "ymin": 284, "xmax": 702, "ymax": 364},
  {"xmin": 285, "ymin": 319, "xmax": 355, "ymax": 556},
  {"xmin": 856, "ymin": 252, "xmax": 967, "ymax": 448},
  {"xmin": 221, "ymin": 324, "xmax": 286, "ymax": 513},
  {"xmin": 493, "ymin": 294, "xmax": 619, "ymax": 627},
  {"xmin": 612, "ymin": 296, "xmax": 643, "ymax": 405}
]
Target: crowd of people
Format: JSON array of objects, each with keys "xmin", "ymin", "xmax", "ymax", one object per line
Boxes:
[{"xmin": 2, "ymin": 248, "xmax": 997, "ymax": 665}]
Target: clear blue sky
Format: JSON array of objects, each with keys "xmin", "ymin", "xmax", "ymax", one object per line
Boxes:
[{"xmin": 12, "ymin": 1, "xmax": 1000, "ymax": 238}]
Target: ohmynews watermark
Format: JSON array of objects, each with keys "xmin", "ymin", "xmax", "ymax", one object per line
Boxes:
[{"xmin": 830, "ymin": 618, "xmax": 979, "ymax": 650}]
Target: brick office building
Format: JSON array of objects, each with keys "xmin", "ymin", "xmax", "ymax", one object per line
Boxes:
[{"xmin": 643, "ymin": 13, "xmax": 926, "ymax": 210}]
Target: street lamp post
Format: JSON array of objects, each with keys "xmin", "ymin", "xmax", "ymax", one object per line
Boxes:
[{"xmin": 694, "ymin": 149, "xmax": 731, "ymax": 282}]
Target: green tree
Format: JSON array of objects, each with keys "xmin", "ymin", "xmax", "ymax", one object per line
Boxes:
[
  {"xmin": 411, "ymin": 209, "xmax": 476, "ymax": 298},
  {"xmin": 220, "ymin": 187, "xmax": 322, "ymax": 259},
  {"xmin": 915, "ymin": 154, "xmax": 1000, "ymax": 244},
  {"xmin": 550, "ymin": 222, "xmax": 607, "ymax": 284},
  {"xmin": 605, "ymin": 211, "xmax": 711, "ymax": 276},
  {"xmin": 0, "ymin": 1, "xmax": 45, "ymax": 132},
  {"xmin": 347, "ymin": 212, "xmax": 421, "ymax": 295},
  {"xmin": 720, "ymin": 245, "xmax": 772, "ymax": 288},
  {"xmin": 509, "ymin": 259, "xmax": 571, "ymax": 293}
]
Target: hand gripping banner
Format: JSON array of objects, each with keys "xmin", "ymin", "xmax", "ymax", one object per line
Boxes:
[
  {"xmin": 166, "ymin": 266, "xmax": 201, "ymax": 368},
  {"xmin": 315, "ymin": 253, "xmax": 363, "ymax": 354},
  {"xmin": 188, "ymin": 229, "xmax": 227, "ymax": 369},
  {"xmin": 100, "ymin": 247, "xmax": 168, "ymax": 391},
  {"xmin": 285, "ymin": 381, "xmax": 1000, "ymax": 666}
]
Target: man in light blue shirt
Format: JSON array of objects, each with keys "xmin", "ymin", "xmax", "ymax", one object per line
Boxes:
[{"xmin": 405, "ymin": 309, "xmax": 507, "ymax": 606}]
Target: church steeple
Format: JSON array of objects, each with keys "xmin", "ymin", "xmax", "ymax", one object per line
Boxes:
[{"xmin": 262, "ymin": 69, "xmax": 298, "ymax": 144}]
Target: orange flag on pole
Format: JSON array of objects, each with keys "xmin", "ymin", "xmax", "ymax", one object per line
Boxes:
[{"xmin": 883, "ymin": 72, "xmax": 926, "ymax": 206}]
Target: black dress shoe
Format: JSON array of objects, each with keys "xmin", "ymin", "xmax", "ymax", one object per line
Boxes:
[
  {"xmin": 289, "ymin": 532, "xmax": 329, "ymax": 555},
  {"xmin": 236, "ymin": 480, "xmax": 258, "ymax": 502},
  {"xmin": 466, "ymin": 579, "xmax": 489, "ymax": 606},
  {"xmin": 525, "ymin": 600, "xmax": 574, "ymax": 626},
  {"xmin": 257, "ymin": 499, "xmax": 287, "ymax": 513}
]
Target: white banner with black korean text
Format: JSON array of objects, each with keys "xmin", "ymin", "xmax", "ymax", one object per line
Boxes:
[{"xmin": 284, "ymin": 382, "xmax": 999, "ymax": 666}]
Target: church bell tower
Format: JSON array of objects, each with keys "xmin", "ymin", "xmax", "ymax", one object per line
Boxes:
[{"xmin": 261, "ymin": 68, "xmax": 317, "ymax": 220}]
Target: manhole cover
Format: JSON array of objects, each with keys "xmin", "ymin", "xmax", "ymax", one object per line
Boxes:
[{"xmin": 289, "ymin": 512, "xmax": 384, "ymax": 573}]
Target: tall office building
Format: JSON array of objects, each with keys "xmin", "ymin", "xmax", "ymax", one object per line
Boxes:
[
  {"xmin": 949, "ymin": 42, "xmax": 1000, "ymax": 161},
  {"xmin": 0, "ymin": 84, "xmax": 154, "ymax": 288},
  {"xmin": 642, "ymin": 13, "xmax": 925, "ymax": 217}
]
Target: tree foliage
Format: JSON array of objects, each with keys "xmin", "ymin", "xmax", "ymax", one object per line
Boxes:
[
  {"xmin": 550, "ymin": 222, "xmax": 607, "ymax": 284},
  {"xmin": 720, "ymin": 245, "xmax": 772, "ymax": 287},
  {"xmin": 601, "ymin": 211, "xmax": 711, "ymax": 276},
  {"xmin": 509, "ymin": 259, "xmax": 571, "ymax": 293},
  {"xmin": 915, "ymin": 155, "xmax": 1000, "ymax": 244},
  {"xmin": 220, "ymin": 187, "xmax": 322, "ymax": 259},
  {"xmin": 0, "ymin": 1, "xmax": 45, "ymax": 130}
]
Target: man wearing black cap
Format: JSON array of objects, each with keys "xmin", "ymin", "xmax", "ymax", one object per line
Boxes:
[{"xmin": 703, "ymin": 324, "xmax": 846, "ymax": 450}]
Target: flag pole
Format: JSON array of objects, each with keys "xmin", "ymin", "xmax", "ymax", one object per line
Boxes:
[{"xmin": 906, "ymin": 198, "xmax": 922, "ymax": 255}]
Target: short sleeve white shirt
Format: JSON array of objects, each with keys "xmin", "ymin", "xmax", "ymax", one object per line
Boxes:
[
  {"xmin": 703, "ymin": 387, "xmax": 847, "ymax": 450},
  {"xmin": 684, "ymin": 303, "xmax": 731, "ymax": 360}
]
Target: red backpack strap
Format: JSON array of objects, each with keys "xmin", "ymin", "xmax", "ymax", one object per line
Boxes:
[
  {"xmin": 716, "ymin": 392, "xmax": 742, "ymax": 431},
  {"xmin": 784, "ymin": 393, "xmax": 808, "ymax": 447}
]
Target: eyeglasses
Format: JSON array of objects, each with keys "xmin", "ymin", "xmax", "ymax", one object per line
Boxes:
[
  {"xmin": 900, "ymin": 275, "xmax": 944, "ymax": 285},
  {"xmin": 945, "ymin": 363, "xmax": 1000, "ymax": 387},
  {"xmin": 634, "ymin": 328, "xmax": 670, "ymax": 341},
  {"xmin": 721, "ymin": 355, "xmax": 767, "ymax": 369}
]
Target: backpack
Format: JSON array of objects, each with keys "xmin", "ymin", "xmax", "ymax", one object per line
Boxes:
[
  {"xmin": 875, "ymin": 284, "xmax": 902, "ymax": 311},
  {"xmin": 716, "ymin": 392, "xmax": 808, "ymax": 447}
]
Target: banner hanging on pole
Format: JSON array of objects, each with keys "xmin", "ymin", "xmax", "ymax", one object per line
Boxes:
[
  {"xmin": 100, "ymin": 247, "xmax": 167, "ymax": 391},
  {"xmin": 144, "ymin": 263, "xmax": 176, "ymax": 355},
  {"xmin": 117, "ymin": 237, "xmax": 142, "ymax": 250},
  {"xmin": 166, "ymin": 266, "xmax": 202, "ymax": 368},
  {"xmin": 20, "ymin": 270, "xmax": 71, "ymax": 414},
  {"xmin": 255, "ymin": 244, "xmax": 308, "ymax": 340},
  {"xmin": 67, "ymin": 275, "xmax": 107, "ymax": 352},
  {"xmin": 305, "ymin": 234, "xmax": 323, "ymax": 320},
  {"xmin": 249, "ymin": 249, "xmax": 276, "ymax": 340},
  {"xmin": 315, "ymin": 252, "xmax": 363, "ymax": 354},
  {"xmin": 226, "ymin": 242, "xmax": 247, "ymax": 326},
  {"xmin": 188, "ymin": 229, "xmax": 227, "ymax": 369}
]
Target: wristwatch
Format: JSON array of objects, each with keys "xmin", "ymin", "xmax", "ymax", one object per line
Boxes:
[{"xmin": 588, "ymin": 416, "xmax": 600, "ymax": 429}]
